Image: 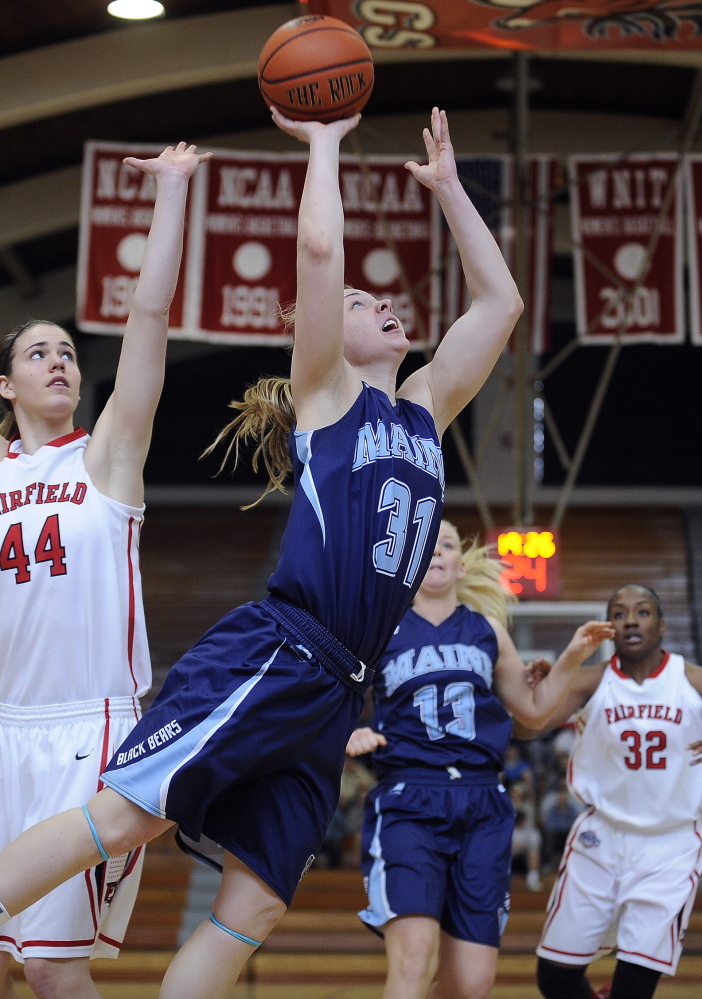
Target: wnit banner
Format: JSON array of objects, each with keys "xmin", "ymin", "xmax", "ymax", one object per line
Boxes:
[
  {"xmin": 569, "ymin": 154, "xmax": 684, "ymax": 343},
  {"xmin": 77, "ymin": 142, "xmax": 440, "ymax": 347}
]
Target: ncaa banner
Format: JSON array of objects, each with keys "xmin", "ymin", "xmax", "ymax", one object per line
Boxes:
[
  {"xmin": 192, "ymin": 149, "xmax": 305, "ymax": 344},
  {"xmin": 309, "ymin": 1, "xmax": 702, "ymax": 52},
  {"xmin": 443, "ymin": 155, "xmax": 557, "ymax": 353},
  {"xmin": 684, "ymin": 156, "xmax": 702, "ymax": 345},
  {"xmin": 193, "ymin": 150, "xmax": 438, "ymax": 345},
  {"xmin": 569, "ymin": 154, "xmax": 684, "ymax": 344},
  {"xmin": 77, "ymin": 141, "xmax": 196, "ymax": 336},
  {"xmin": 78, "ymin": 143, "xmax": 439, "ymax": 347}
]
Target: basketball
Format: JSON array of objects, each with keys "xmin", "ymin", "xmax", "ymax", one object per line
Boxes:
[{"xmin": 258, "ymin": 15, "xmax": 374, "ymax": 123}]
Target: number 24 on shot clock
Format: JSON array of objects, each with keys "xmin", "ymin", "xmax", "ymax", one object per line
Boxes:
[{"xmin": 486, "ymin": 527, "xmax": 560, "ymax": 599}]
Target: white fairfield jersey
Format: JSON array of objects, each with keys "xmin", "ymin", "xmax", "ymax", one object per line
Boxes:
[
  {"xmin": 0, "ymin": 429, "xmax": 151, "ymax": 705},
  {"xmin": 569, "ymin": 653, "xmax": 702, "ymax": 831}
]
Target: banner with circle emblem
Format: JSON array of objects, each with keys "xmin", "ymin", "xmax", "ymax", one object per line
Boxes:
[
  {"xmin": 569, "ymin": 153, "xmax": 684, "ymax": 344},
  {"xmin": 77, "ymin": 142, "xmax": 440, "ymax": 348},
  {"xmin": 77, "ymin": 141, "xmax": 195, "ymax": 336}
]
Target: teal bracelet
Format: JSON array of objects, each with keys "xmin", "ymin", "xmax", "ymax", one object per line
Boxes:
[{"xmin": 209, "ymin": 913, "xmax": 262, "ymax": 947}]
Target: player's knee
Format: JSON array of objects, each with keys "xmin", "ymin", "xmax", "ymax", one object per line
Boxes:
[
  {"xmin": 24, "ymin": 957, "xmax": 90, "ymax": 998},
  {"xmin": 85, "ymin": 790, "xmax": 169, "ymax": 857},
  {"xmin": 536, "ymin": 956, "xmax": 590, "ymax": 999},
  {"xmin": 464, "ymin": 970, "xmax": 496, "ymax": 999},
  {"xmin": 391, "ymin": 932, "xmax": 438, "ymax": 985}
]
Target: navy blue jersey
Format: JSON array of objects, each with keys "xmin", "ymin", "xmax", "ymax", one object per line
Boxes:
[
  {"xmin": 371, "ymin": 605, "xmax": 512, "ymax": 776},
  {"xmin": 268, "ymin": 384, "xmax": 444, "ymax": 670}
]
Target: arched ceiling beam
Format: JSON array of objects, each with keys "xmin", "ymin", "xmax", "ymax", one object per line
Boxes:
[
  {"xmin": 0, "ymin": 4, "xmax": 297, "ymax": 130},
  {"xmin": 5, "ymin": 4, "xmax": 702, "ymax": 134}
]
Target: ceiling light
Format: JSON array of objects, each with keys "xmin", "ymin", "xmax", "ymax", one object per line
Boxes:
[{"xmin": 107, "ymin": 0, "xmax": 165, "ymax": 20}]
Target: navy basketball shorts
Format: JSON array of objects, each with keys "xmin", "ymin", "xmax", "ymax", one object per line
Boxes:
[
  {"xmin": 359, "ymin": 774, "xmax": 515, "ymax": 947},
  {"xmin": 101, "ymin": 600, "xmax": 364, "ymax": 906}
]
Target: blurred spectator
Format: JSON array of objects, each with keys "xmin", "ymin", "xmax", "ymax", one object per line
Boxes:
[
  {"xmin": 503, "ymin": 741, "xmax": 536, "ymax": 796},
  {"xmin": 317, "ymin": 757, "xmax": 376, "ymax": 868},
  {"xmin": 510, "ymin": 783, "xmax": 543, "ymax": 892},
  {"xmin": 542, "ymin": 782, "xmax": 581, "ymax": 866}
]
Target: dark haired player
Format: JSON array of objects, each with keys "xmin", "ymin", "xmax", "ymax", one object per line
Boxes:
[{"xmin": 534, "ymin": 584, "xmax": 702, "ymax": 999}]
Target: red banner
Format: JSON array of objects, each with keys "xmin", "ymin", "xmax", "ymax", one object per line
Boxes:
[
  {"xmin": 193, "ymin": 150, "xmax": 306, "ymax": 344},
  {"xmin": 77, "ymin": 142, "xmax": 194, "ymax": 335},
  {"xmin": 569, "ymin": 154, "xmax": 684, "ymax": 343},
  {"xmin": 78, "ymin": 143, "xmax": 439, "ymax": 347},
  {"xmin": 685, "ymin": 156, "xmax": 702, "ymax": 345},
  {"xmin": 309, "ymin": 1, "xmax": 702, "ymax": 52}
]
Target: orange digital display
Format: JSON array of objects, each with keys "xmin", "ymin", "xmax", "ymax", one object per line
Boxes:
[{"xmin": 486, "ymin": 527, "xmax": 560, "ymax": 599}]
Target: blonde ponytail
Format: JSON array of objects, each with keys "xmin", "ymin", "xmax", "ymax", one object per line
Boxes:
[
  {"xmin": 202, "ymin": 376, "xmax": 295, "ymax": 507},
  {"xmin": 451, "ymin": 528, "xmax": 517, "ymax": 629}
]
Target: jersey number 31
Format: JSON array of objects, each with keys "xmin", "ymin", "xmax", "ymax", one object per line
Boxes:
[{"xmin": 373, "ymin": 478, "xmax": 437, "ymax": 588}]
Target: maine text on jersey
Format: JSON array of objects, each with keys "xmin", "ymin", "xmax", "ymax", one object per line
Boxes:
[
  {"xmin": 352, "ymin": 420, "xmax": 445, "ymax": 491},
  {"xmin": 383, "ymin": 643, "xmax": 494, "ymax": 696}
]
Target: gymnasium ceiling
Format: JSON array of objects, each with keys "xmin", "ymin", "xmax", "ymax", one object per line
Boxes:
[{"xmin": 3, "ymin": 0, "xmax": 702, "ymax": 312}]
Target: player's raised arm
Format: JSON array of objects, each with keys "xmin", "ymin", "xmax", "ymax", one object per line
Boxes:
[
  {"xmin": 398, "ymin": 108, "xmax": 523, "ymax": 438},
  {"xmin": 85, "ymin": 143, "xmax": 211, "ymax": 506},
  {"xmin": 492, "ymin": 619, "xmax": 614, "ymax": 730},
  {"xmin": 270, "ymin": 108, "xmax": 362, "ymax": 427}
]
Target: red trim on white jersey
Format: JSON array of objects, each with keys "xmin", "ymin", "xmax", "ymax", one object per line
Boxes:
[
  {"xmin": 98, "ymin": 932, "xmax": 122, "ymax": 949},
  {"xmin": 122, "ymin": 844, "xmax": 143, "ymax": 880},
  {"xmin": 6, "ymin": 428, "xmax": 87, "ymax": 458},
  {"xmin": 618, "ymin": 946, "xmax": 674, "ymax": 969},
  {"xmin": 540, "ymin": 808, "xmax": 595, "ymax": 941},
  {"xmin": 97, "ymin": 699, "xmax": 111, "ymax": 793},
  {"xmin": 126, "ymin": 517, "xmax": 137, "ymax": 695},
  {"xmin": 83, "ymin": 869, "xmax": 99, "ymax": 934},
  {"xmin": 610, "ymin": 651, "xmax": 670, "ymax": 680},
  {"xmin": 23, "ymin": 936, "xmax": 97, "ymax": 949},
  {"xmin": 0, "ymin": 934, "xmax": 100, "ymax": 950}
]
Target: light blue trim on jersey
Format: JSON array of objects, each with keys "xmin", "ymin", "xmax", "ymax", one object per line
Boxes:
[
  {"xmin": 358, "ymin": 796, "xmax": 397, "ymax": 929},
  {"xmin": 103, "ymin": 645, "xmax": 282, "ymax": 818},
  {"xmin": 294, "ymin": 431, "xmax": 325, "ymax": 546},
  {"xmin": 157, "ymin": 645, "xmax": 282, "ymax": 814}
]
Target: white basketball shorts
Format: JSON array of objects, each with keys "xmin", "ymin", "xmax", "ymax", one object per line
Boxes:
[
  {"xmin": 0, "ymin": 697, "xmax": 144, "ymax": 962},
  {"xmin": 537, "ymin": 808, "xmax": 702, "ymax": 975}
]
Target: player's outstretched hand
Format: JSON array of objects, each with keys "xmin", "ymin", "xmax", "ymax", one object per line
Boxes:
[
  {"xmin": 404, "ymin": 107, "xmax": 458, "ymax": 193},
  {"xmin": 346, "ymin": 727, "xmax": 387, "ymax": 756},
  {"xmin": 566, "ymin": 621, "xmax": 615, "ymax": 662},
  {"xmin": 688, "ymin": 740, "xmax": 702, "ymax": 765},
  {"xmin": 525, "ymin": 657, "xmax": 552, "ymax": 689},
  {"xmin": 123, "ymin": 142, "xmax": 212, "ymax": 181},
  {"xmin": 270, "ymin": 106, "xmax": 361, "ymax": 144}
]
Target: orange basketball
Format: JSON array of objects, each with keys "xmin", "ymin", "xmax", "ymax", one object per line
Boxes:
[{"xmin": 258, "ymin": 15, "xmax": 374, "ymax": 123}]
